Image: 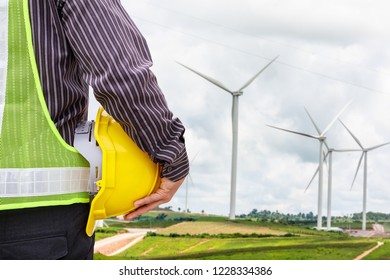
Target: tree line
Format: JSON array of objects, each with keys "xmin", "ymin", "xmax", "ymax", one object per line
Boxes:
[{"xmin": 238, "ymin": 209, "xmax": 390, "ymax": 223}]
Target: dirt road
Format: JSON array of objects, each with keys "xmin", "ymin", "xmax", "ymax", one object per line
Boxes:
[
  {"xmin": 353, "ymin": 241, "xmax": 384, "ymax": 260},
  {"xmin": 94, "ymin": 228, "xmax": 154, "ymax": 256}
]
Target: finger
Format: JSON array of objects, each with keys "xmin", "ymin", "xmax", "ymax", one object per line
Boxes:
[
  {"xmin": 124, "ymin": 201, "xmax": 159, "ymax": 220},
  {"xmin": 124, "ymin": 177, "xmax": 186, "ymax": 220},
  {"xmin": 133, "ymin": 183, "xmax": 175, "ymax": 207},
  {"xmin": 123, "ymin": 208, "xmax": 143, "ymax": 220},
  {"xmin": 133, "ymin": 192, "xmax": 163, "ymax": 208}
]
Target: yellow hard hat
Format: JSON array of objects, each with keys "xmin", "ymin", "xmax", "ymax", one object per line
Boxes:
[{"xmin": 76, "ymin": 107, "xmax": 161, "ymax": 237}]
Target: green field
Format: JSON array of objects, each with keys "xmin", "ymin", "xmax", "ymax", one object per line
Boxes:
[
  {"xmin": 102, "ymin": 236, "xmax": 375, "ymax": 260},
  {"xmin": 94, "ymin": 213, "xmax": 390, "ymax": 260}
]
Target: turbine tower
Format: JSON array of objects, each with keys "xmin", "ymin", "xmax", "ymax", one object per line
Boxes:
[
  {"xmin": 267, "ymin": 101, "xmax": 352, "ymax": 229},
  {"xmin": 304, "ymin": 109, "xmax": 359, "ymax": 230},
  {"xmin": 178, "ymin": 56, "xmax": 279, "ymax": 220},
  {"xmin": 339, "ymin": 120, "xmax": 390, "ymax": 231},
  {"xmin": 306, "ymin": 146, "xmax": 360, "ymax": 230},
  {"xmin": 184, "ymin": 174, "xmax": 192, "ymax": 213}
]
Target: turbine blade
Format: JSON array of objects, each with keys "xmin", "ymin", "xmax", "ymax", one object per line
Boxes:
[
  {"xmin": 324, "ymin": 141, "xmax": 330, "ymax": 154},
  {"xmin": 190, "ymin": 151, "xmax": 199, "ymax": 165},
  {"xmin": 304, "ymin": 107, "xmax": 322, "ymax": 135},
  {"xmin": 332, "ymin": 148, "xmax": 361, "ymax": 152},
  {"xmin": 304, "ymin": 107, "xmax": 331, "ymax": 152},
  {"xmin": 323, "ymin": 149, "xmax": 329, "ymax": 172},
  {"xmin": 304, "ymin": 151, "xmax": 329, "ymax": 192},
  {"xmin": 322, "ymin": 99, "xmax": 354, "ymax": 136},
  {"xmin": 238, "ymin": 55, "xmax": 279, "ymax": 92},
  {"xmin": 305, "ymin": 165, "xmax": 319, "ymax": 192},
  {"xmin": 339, "ymin": 119, "xmax": 364, "ymax": 149},
  {"xmin": 176, "ymin": 62, "xmax": 234, "ymax": 94},
  {"xmin": 188, "ymin": 173, "xmax": 194, "ymax": 186},
  {"xmin": 350, "ymin": 152, "xmax": 364, "ymax": 190},
  {"xmin": 266, "ymin": 124, "xmax": 320, "ymax": 140},
  {"xmin": 367, "ymin": 141, "xmax": 390, "ymax": 151}
]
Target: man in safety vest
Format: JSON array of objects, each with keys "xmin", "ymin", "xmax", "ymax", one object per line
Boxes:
[{"xmin": 0, "ymin": 0, "xmax": 189, "ymax": 259}]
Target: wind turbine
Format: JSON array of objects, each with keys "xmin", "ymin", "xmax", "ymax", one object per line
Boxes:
[
  {"xmin": 267, "ymin": 101, "xmax": 352, "ymax": 229},
  {"xmin": 305, "ymin": 145, "xmax": 360, "ymax": 230},
  {"xmin": 339, "ymin": 120, "xmax": 390, "ymax": 231},
  {"xmin": 178, "ymin": 56, "xmax": 279, "ymax": 220},
  {"xmin": 304, "ymin": 109, "xmax": 360, "ymax": 230}
]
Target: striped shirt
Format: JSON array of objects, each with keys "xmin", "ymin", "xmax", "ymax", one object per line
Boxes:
[{"xmin": 28, "ymin": 0, "xmax": 189, "ymax": 181}]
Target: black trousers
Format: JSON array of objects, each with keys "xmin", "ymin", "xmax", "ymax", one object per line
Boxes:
[{"xmin": 0, "ymin": 203, "xmax": 95, "ymax": 260}]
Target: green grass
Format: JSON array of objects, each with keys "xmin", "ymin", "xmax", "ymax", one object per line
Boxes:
[
  {"xmin": 94, "ymin": 214, "xmax": 389, "ymax": 260},
  {"xmin": 160, "ymin": 242, "xmax": 374, "ymax": 260},
  {"xmin": 95, "ymin": 233, "xmax": 377, "ymax": 260},
  {"xmin": 362, "ymin": 240, "xmax": 390, "ymax": 260}
]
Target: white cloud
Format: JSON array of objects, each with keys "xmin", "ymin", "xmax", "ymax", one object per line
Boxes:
[{"xmin": 92, "ymin": 0, "xmax": 390, "ymax": 219}]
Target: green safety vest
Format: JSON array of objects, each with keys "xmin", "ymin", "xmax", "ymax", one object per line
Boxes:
[{"xmin": 0, "ymin": 0, "xmax": 91, "ymax": 210}]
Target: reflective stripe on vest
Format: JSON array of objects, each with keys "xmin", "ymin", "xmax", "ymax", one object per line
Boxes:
[
  {"xmin": 0, "ymin": 0, "xmax": 90, "ymax": 210},
  {"xmin": 0, "ymin": 168, "xmax": 90, "ymax": 196}
]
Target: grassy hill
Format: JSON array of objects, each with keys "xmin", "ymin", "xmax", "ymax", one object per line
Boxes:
[{"xmin": 94, "ymin": 212, "xmax": 390, "ymax": 260}]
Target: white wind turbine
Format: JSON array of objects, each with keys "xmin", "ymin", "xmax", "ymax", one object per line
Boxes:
[
  {"xmin": 267, "ymin": 101, "xmax": 352, "ymax": 229},
  {"xmin": 339, "ymin": 120, "xmax": 390, "ymax": 231},
  {"xmin": 304, "ymin": 108, "xmax": 360, "ymax": 230},
  {"xmin": 305, "ymin": 146, "xmax": 361, "ymax": 230},
  {"xmin": 178, "ymin": 56, "xmax": 279, "ymax": 220},
  {"xmin": 308, "ymin": 147, "xmax": 360, "ymax": 230}
]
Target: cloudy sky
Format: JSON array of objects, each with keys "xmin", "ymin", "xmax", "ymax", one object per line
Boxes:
[{"xmin": 90, "ymin": 0, "xmax": 390, "ymax": 218}]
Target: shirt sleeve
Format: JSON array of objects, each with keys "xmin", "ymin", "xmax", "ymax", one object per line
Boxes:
[{"xmin": 60, "ymin": 0, "xmax": 189, "ymax": 181}]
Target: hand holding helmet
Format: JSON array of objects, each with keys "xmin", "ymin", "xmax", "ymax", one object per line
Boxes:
[{"xmin": 124, "ymin": 177, "xmax": 185, "ymax": 220}]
